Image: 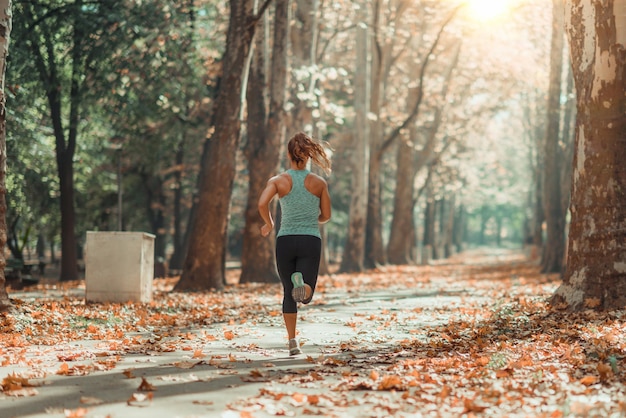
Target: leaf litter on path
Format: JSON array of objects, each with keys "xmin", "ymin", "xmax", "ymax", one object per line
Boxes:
[{"xmin": 1, "ymin": 249, "xmax": 625, "ymax": 417}]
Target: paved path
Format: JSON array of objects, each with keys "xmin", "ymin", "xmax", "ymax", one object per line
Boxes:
[{"xmin": 1, "ymin": 251, "xmax": 529, "ymax": 418}]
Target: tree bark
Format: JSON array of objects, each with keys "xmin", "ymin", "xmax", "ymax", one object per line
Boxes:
[
  {"xmin": 340, "ymin": 4, "xmax": 369, "ymax": 273},
  {"xmin": 560, "ymin": 63, "xmax": 576, "ymax": 215},
  {"xmin": 240, "ymin": 0, "xmax": 289, "ymax": 284},
  {"xmin": 541, "ymin": 0, "xmax": 566, "ymax": 274},
  {"xmin": 175, "ymin": 0, "xmax": 270, "ymax": 291},
  {"xmin": 387, "ymin": 130, "xmax": 418, "ymax": 265},
  {"xmin": 0, "ymin": 0, "xmax": 12, "ymax": 311},
  {"xmin": 552, "ymin": 0, "xmax": 626, "ymax": 311}
]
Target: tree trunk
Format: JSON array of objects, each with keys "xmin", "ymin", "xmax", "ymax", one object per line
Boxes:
[
  {"xmin": 532, "ymin": 163, "xmax": 544, "ymax": 249},
  {"xmin": 289, "ymin": 0, "xmax": 318, "ymax": 133},
  {"xmin": 552, "ymin": 0, "xmax": 626, "ymax": 311},
  {"xmin": 442, "ymin": 195, "xmax": 456, "ymax": 258},
  {"xmin": 495, "ymin": 214, "xmax": 503, "ymax": 247},
  {"xmin": 57, "ymin": 142, "xmax": 78, "ymax": 281},
  {"xmin": 368, "ymin": 10, "xmax": 457, "ymax": 268},
  {"xmin": 386, "ymin": 131, "xmax": 418, "ymax": 265},
  {"xmin": 387, "ymin": 43, "xmax": 459, "ymax": 264},
  {"xmin": 452, "ymin": 204, "xmax": 465, "ymax": 253},
  {"xmin": 560, "ymin": 62, "xmax": 576, "ymax": 212},
  {"xmin": 541, "ymin": 0, "xmax": 566, "ymax": 274},
  {"xmin": 0, "ymin": 0, "xmax": 12, "ymax": 311},
  {"xmin": 175, "ymin": 0, "xmax": 268, "ymax": 291},
  {"xmin": 240, "ymin": 0, "xmax": 288, "ymax": 284},
  {"xmin": 142, "ymin": 175, "xmax": 167, "ymax": 259},
  {"xmin": 21, "ymin": 2, "xmax": 80, "ymax": 282},
  {"xmin": 168, "ymin": 135, "xmax": 186, "ymax": 270},
  {"xmin": 479, "ymin": 205, "xmax": 488, "ymax": 246},
  {"xmin": 340, "ymin": 5, "xmax": 369, "ymax": 273},
  {"xmin": 364, "ymin": 0, "xmax": 401, "ymax": 269},
  {"xmin": 422, "ymin": 190, "xmax": 435, "ymax": 265},
  {"xmin": 169, "ymin": 6, "xmax": 197, "ymax": 272}
]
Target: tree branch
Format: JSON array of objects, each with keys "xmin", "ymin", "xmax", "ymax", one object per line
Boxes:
[
  {"xmin": 377, "ymin": 4, "xmax": 463, "ymax": 159},
  {"xmin": 251, "ymin": 0, "xmax": 274, "ymax": 23}
]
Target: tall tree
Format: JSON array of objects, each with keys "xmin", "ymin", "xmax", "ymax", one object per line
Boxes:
[
  {"xmin": 387, "ymin": 42, "xmax": 460, "ymax": 264},
  {"xmin": 541, "ymin": 0, "xmax": 566, "ymax": 274},
  {"xmin": 17, "ymin": 1, "xmax": 85, "ymax": 281},
  {"xmin": 240, "ymin": 0, "xmax": 289, "ymax": 284},
  {"xmin": 175, "ymin": 0, "xmax": 273, "ymax": 291},
  {"xmin": 552, "ymin": 0, "xmax": 626, "ymax": 310},
  {"xmin": 364, "ymin": 0, "xmax": 409, "ymax": 269},
  {"xmin": 0, "ymin": 0, "xmax": 12, "ymax": 311},
  {"xmin": 340, "ymin": 2, "xmax": 370, "ymax": 273},
  {"xmin": 366, "ymin": 5, "xmax": 460, "ymax": 268},
  {"xmin": 14, "ymin": 1, "xmax": 164, "ymax": 281}
]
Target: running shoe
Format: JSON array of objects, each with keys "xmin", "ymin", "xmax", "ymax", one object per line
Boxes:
[
  {"xmin": 291, "ymin": 272, "xmax": 307, "ymax": 302},
  {"xmin": 289, "ymin": 338, "xmax": 302, "ymax": 356}
]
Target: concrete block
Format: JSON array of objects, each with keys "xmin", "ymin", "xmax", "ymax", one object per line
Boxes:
[{"xmin": 85, "ymin": 231, "xmax": 155, "ymax": 303}]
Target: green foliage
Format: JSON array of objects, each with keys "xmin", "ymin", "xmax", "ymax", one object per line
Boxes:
[
  {"xmin": 8, "ymin": 0, "xmax": 219, "ymax": 256},
  {"xmin": 5, "ymin": 89, "xmax": 59, "ymax": 256}
]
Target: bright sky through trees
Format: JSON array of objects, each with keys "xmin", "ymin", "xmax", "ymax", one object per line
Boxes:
[{"xmin": 464, "ymin": 0, "xmax": 512, "ymax": 21}]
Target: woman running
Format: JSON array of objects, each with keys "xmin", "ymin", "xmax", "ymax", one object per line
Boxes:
[{"xmin": 258, "ymin": 132, "xmax": 332, "ymax": 356}]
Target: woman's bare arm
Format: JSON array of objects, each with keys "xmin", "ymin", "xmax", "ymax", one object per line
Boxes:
[
  {"xmin": 258, "ymin": 178, "xmax": 278, "ymax": 236},
  {"xmin": 318, "ymin": 180, "xmax": 331, "ymax": 224}
]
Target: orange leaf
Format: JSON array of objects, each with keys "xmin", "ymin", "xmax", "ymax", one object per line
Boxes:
[
  {"xmin": 291, "ymin": 392, "xmax": 307, "ymax": 406},
  {"xmin": 138, "ymin": 377, "xmax": 156, "ymax": 391},
  {"xmin": 584, "ymin": 298, "xmax": 601, "ymax": 308},
  {"xmin": 378, "ymin": 375, "xmax": 405, "ymax": 391},
  {"xmin": 64, "ymin": 407, "xmax": 90, "ymax": 417},
  {"xmin": 579, "ymin": 375, "xmax": 598, "ymax": 386},
  {"xmin": 439, "ymin": 385, "xmax": 451, "ymax": 399},
  {"xmin": 57, "ymin": 363, "xmax": 70, "ymax": 376},
  {"xmin": 463, "ymin": 398, "xmax": 488, "ymax": 413},
  {"xmin": 597, "ymin": 363, "xmax": 613, "ymax": 381}
]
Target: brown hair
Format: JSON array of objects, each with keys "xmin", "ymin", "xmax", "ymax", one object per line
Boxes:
[{"xmin": 287, "ymin": 132, "xmax": 332, "ymax": 175}]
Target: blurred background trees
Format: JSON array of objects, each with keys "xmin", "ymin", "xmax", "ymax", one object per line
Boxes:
[{"xmin": 4, "ymin": 0, "xmax": 574, "ymax": 288}]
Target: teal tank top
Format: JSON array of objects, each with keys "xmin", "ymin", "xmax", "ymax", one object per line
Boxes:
[{"xmin": 277, "ymin": 169, "xmax": 321, "ymax": 238}]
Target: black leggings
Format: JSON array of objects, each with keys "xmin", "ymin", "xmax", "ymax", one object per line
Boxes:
[{"xmin": 276, "ymin": 235, "xmax": 321, "ymax": 313}]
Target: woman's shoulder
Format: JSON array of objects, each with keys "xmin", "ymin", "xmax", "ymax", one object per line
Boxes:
[
  {"xmin": 270, "ymin": 172, "xmax": 292, "ymax": 182},
  {"xmin": 307, "ymin": 172, "xmax": 327, "ymax": 185},
  {"xmin": 304, "ymin": 172, "xmax": 328, "ymax": 196},
  {"xmin": 271, "ymin": 172, "xmax": 293, "ymax": 197}
]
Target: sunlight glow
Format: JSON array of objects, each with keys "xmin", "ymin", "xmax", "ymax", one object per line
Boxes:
[{"xmin": 465, "ymin": 0, "xmax": 512, "ymax": 21}]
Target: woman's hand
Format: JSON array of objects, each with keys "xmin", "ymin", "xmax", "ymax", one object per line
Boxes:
[{"xmin": 260, "ymin": 223, "xmax": 273, "ymax": 237}]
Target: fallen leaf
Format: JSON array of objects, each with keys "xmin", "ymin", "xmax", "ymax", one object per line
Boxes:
[
  {"xmin": 138, "ymin": 377, "xmax": 156, "ymax": 391},
  {"xmin": 79, "ymin": 396, "xmax": 104, "ymax": 405},
  {"xmin": 579, "ymin": 375, "xmax": 598, "ymax": 386},
  {"xmin": 127, "ymin": 392, "xmax": 153, "ymax": 407}
]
